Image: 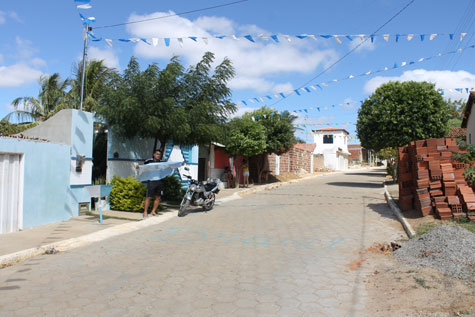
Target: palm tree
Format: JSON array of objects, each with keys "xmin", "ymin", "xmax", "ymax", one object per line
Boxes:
[
  {"xmin": 4, "ymin": 73, "xmax": 70, "ymax": 123},
  {"xmin": 69, "ymin": 59, "xmax": 117, "ymax": 112}
]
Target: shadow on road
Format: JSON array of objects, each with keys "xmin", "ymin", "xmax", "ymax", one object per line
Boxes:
[
  {"xmin": 326, "ymin": 182, "xmax": 383, "ymax": 188},
  {"xmin": 367, "ymin": 203, "xmax": 397, "ymax": 220},
  {"xmin": 344, "ymin": 172, "xmax": 387, "ymax": 177}
]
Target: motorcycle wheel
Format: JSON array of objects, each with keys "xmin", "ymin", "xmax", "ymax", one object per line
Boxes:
[
  {"xmin": 178, "ymin": 197, "xmax": 190, "ymax": 217},
  {"xmin": 202, "ymin": 194, "xmax": 215, "ymax": 212}
]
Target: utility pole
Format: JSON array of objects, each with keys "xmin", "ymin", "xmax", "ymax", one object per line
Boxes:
[{"xmin": 79, "ymin": 25, "xmax": 90, "ymax": 111}]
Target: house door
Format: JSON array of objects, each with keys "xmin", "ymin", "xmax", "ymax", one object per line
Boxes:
[
  {"xmin": 275, "ymin": 155, "xmax": 280, "ymax": 175},
  {"xmin": 0, "ymin": 153, "xmax": 23, "ymax": 234}
]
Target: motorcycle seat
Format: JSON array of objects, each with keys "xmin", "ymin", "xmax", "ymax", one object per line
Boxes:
[{"xmin": 204, "ymin": 182, "xmax": 217, "ymax": 191}]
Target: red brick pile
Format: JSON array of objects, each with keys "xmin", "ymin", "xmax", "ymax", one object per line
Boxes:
[{"xmin": 398, "ymin": 137, "xmax": 475, "ymax": 221}]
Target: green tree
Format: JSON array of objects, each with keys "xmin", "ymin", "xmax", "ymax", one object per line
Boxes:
[
  {"xmin": 0, "ymin": 119, "xmax": 39, "ymax": 135},
  {"xmin": 246, "ymin": 107, "xmax": 297, "ymax": 182},
  {"xmin": 4, "ymin": 73, "xmax": 70, "ymax": 122},
  {"xmin": 357, "ymin": 81, "xmax": 450, "ymax": 151},
  {"xmin": 223, "ymin": 116, "xmax": 267, "ymax": 186},
  {"xmin": 69, "ymin": 59, "xmax": 117, "ymax": 112},
  {"xmin": 445, "ymin": 98, "xmax": 465, "ymax": 133},
  {"xmin": 97, "ymin": 53, "xmax": 235, "ymax": 154}
]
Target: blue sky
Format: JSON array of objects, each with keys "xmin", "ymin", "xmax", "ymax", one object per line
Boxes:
[{"xmin": 1, "ymin": 0, "xmax": 475, "ymax": 144}]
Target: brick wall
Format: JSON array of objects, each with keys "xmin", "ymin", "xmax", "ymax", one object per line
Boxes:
[{"xmin": 267, "ymin": 146, "xmax": 312, "ymax": 175}]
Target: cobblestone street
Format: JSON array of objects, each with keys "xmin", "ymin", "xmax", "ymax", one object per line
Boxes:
[{"xmin": 0, "ymin": 168, "xmax": 405, "ymax": 316}]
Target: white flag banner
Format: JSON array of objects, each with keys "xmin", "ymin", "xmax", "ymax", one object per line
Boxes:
[
  {"xmin": 383, "ymin": 34, "xmax": 390, "ymax": 42},
  {"xmin": 177, "ymin": 38, "xmax": 184, "ymax": 47},
  {"xmin": 308, "ymin": 35, "xmax": 317, "ymax": 40},
  {"xmin": 232, "ymin": 35, "xmax": 239, "ymax": 40},
  {"xmin": 137, "ymin": 162, "xmax": 182, "ymax": 182},
  {"xmin": 407, "ymin": 34, "xmax": 414, "ymax": 41},
  {"xmin": 461, "ymin": 33, "xmax": 467, "ymax": 41},
  {"xmin": 284, "ymin": 35, "xmax": 292, "ymax": 42},
  {"xmin": 334, "ymin": 35, "xmax": 342, "ymax": 44},
  {"xmin": 430, "ymin": 33, "xmax": 437, "ymax": 40},
  {"xmin": 359, "ymin": 34, "xmax": 365, "ymax": 40},
  {"xmin": 202, "ymin": 37, "xmax": 209, "ymax": 45},
  {"xmin": 77, "ymin": 4, "xmax": 92, "ymax": 9},
  {"xmin": 105, "ymin": 39, "xmax": 113, "ymax": 47},
  {"xmin": 152, "ymin": 38, "xmax": 159, "ymax": 46}
]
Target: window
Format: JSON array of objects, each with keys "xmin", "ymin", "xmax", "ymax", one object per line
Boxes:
[{"xmin": 323, "ymin": 134, "xmax": 333, "ymax": 144}]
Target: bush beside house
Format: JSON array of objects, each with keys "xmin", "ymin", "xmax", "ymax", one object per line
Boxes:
[{"xmin": 109, "ymin": 175, "xmax": 185, "ymax": 212}]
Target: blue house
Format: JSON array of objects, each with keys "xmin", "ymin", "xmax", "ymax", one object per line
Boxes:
[
  {"xmin": 0, "ymin": 109, "xmax": 198, "ymax": 234},
  {"xmin": 0, "ymin": 110, "xmax": 94, "ymax": 234}
]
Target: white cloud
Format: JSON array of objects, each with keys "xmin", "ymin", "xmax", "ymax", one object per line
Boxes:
[
  {"xmin": 0, "ymin": 63, "xmax": 42, "ymax": 87},
  {"xmin": 29, "ymin": 57, "xmax": 46, "ymax": 68},
  {"xmin": 272, "ymin": 82, "xmax": 294, "ymax": 94},
  {"xmin": 0, "ymin": 11, "xmax": 22, "ymax": 24},
  {"xmin": 364, "ymin": 69, "xmax": 475, "ymax": 100},
  {"xmin": 88, "ymin": 47, "xmax": 120, "ymax": 70},
  {"xmin": 348, "ymin": 37, "xmax": 376, "ymax": 52},
  {"xmin": 15, "ymin": 36, "xmax": 38, "ymax": 60},
  {"xmin": 125, "ymin": 12, "xmax": 338, "ymax": 93},
  {"xmin": 0, "ymin": 54, "xmax": 4, "ymax": 64},
  {"xmin": 230, "ymin": 105, "xmax": 258, "ymax": 118}
]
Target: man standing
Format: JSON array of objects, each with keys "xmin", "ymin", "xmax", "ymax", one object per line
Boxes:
[{"xmin": 142, "ymin": 149, "xmax": 164, "ymax": 218}]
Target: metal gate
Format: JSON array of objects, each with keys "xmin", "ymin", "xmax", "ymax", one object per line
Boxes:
[{"xmin": 0, "ymin": 153, "xmax": 23, "ymax": 234}]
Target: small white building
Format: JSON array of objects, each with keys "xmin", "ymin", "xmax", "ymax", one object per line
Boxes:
[
  {"xmin": 312, "ymin": 128, "xmax": 350, "ymax": 171},
  {"xmin": 462, "ymin": 91, "xmax": 475, "ymax": 144}
]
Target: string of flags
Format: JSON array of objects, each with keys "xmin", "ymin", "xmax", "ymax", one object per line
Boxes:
[
  {"xmin": 74, "ymin": 2, "xmax": 469, "ymax": 46},
  {"xmin": 84, "ymin": 31, "xmax": 471, "ymax": 47},
  {"xmin": 237, "ymin": 44, "xmax": 475, "ymax": 106},
  {"xmin": 287, "ymin": 88, "xmax": 473, "ymax": 115},
  {"xmin": 294, "ymin": 122, "xmax": 356, "ymax": 128},
  {"xmin": 438, "ymin": 88, "xmax": 474, "ymax": 95}
]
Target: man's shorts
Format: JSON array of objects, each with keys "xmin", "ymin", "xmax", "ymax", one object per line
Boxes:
[{"xmin": 146, "ymin": 180, "xmax": 164, "ymax": 197}]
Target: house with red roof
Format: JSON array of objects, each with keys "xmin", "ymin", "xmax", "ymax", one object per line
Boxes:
[{"xmin": 312, "ymin": 128, "xmax": 350, "ymax": 170}]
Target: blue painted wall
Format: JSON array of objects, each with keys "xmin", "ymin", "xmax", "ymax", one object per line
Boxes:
[
  {"xmin": 0, "ymin": 137, "xmax": 71, "ymax": 229},
  {"xmin": 71, "ymin": 110, "xmax": 94, "ymax": 158}
]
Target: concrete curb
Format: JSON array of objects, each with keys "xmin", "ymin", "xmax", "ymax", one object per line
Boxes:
[
  {"xmin": 0, "ymin": 212, "xmax": 176, "ymax": 268},
  {"xmin": 384, "ymin": 182, "xmax": 416, "ymax": 239}
]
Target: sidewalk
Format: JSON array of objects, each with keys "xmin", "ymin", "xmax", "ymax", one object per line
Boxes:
[
  {"xmin": 0, "ymin": 170, "xmax": 360, "ymax": 268},
  {"xmin": 0, "ymin": 182, "xmax": 259, "ymax": 267}
]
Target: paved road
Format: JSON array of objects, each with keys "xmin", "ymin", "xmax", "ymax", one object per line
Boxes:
[{"xmin": 0, "ymin": 168, "xmax": 404, "ymax": 316}]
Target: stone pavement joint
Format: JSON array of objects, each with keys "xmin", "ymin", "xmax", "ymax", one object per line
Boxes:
[{"xmin": 0, "ymin": 167, "xmax": 369, "ymax": 269}]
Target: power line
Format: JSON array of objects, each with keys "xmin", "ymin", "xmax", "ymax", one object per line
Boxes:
[
  {"xmin": 93, "ymin": 0, "xmax": 249, "ymax": 30},
  {"xmin": 269, "ymin": 0, "xmax": 416, "ymax": 107}
]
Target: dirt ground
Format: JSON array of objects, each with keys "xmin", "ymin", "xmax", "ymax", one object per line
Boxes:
[{"xmin": 360, "ymin": 243, "xmax": 475, "ymax": 316}]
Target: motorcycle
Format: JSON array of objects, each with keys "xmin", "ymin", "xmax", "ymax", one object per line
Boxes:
[{"xmin": 178, "ymin": 167, "xmax": 224, "ymax": 217}]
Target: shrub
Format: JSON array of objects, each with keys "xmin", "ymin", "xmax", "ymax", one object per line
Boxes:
[
  {"xmin": 161, "ymin": 174, "xmax": 186, "ymax": 202},
  {"xmin": 109, "ymin": 176, "xmax": 146, "ymax": 212}
]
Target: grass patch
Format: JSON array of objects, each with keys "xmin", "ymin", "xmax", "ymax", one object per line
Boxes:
[
  {"xmin": 413, "ymin": 277, "xmax": 431, "ymax": 289},
  {"xmin": 415, "ymin": 222, "xmax": 438, "ymax": 236},
  {"xmin": 454, "ymin": 218, "xmax": 475, "ymax": 233},
  {"xmin": 406, "ymin": 270, "xmax": 416, "ymax": 274},
  {"xmin": 415, "ymin": 219, "xmax": 475, "ymax": 237}
]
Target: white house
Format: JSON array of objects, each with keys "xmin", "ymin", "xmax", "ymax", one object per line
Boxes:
[
  {"xmin": 312, "ymin": 128, "xmax": 350, "ymax": 171},
  {"xmin": 462, "ymin": 91, "xmax": 475, "ymax": 144}
]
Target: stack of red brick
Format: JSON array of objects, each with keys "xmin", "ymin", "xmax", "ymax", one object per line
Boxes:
[{"xmin": 398, "ymin": 137, "xmax": 475, "ymax": 221}]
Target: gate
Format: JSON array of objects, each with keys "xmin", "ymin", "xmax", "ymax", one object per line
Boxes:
[{"xmin": 0, "ymin": 153, "xmax": 23, "ymax": 234}]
